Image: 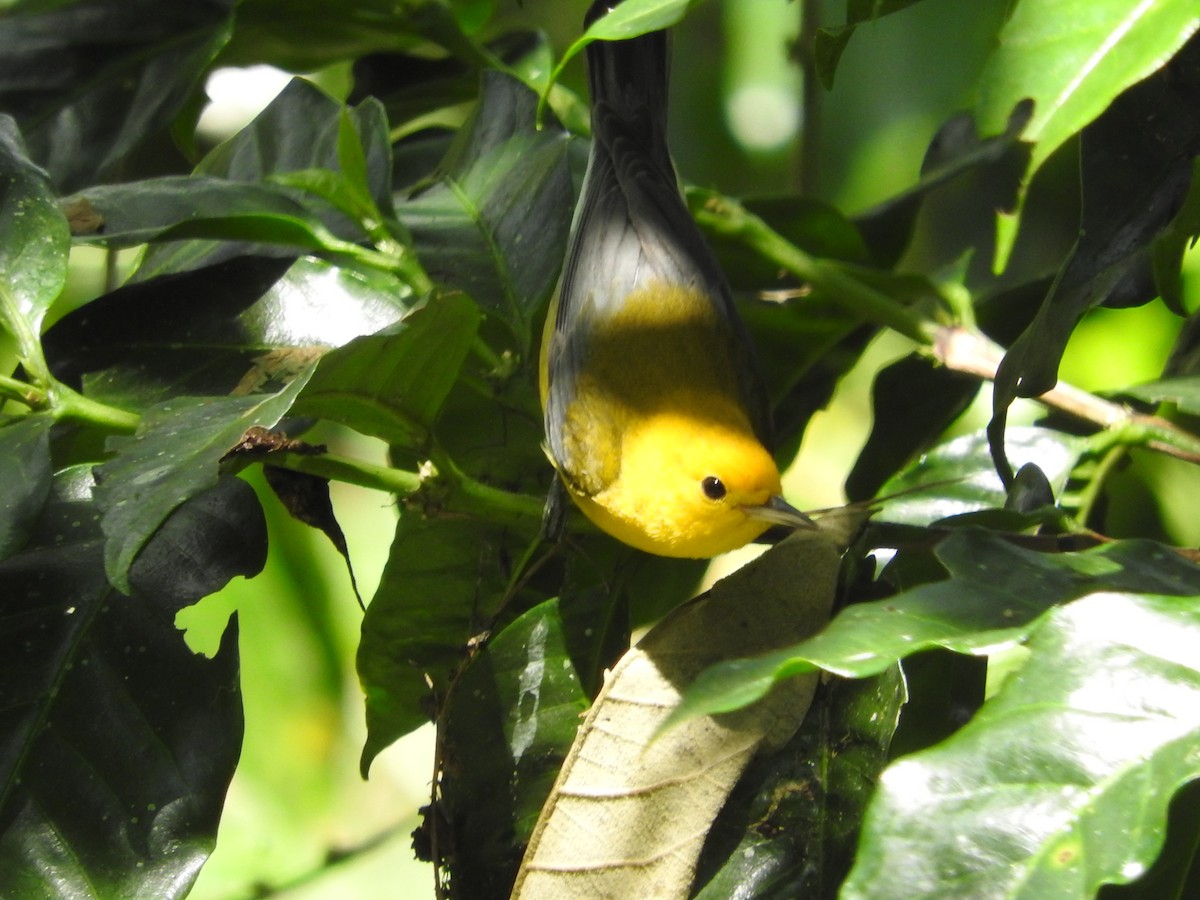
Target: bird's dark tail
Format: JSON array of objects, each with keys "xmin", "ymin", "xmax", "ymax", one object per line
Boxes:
[{"xmin": 584, "ymin": 1, "xmax": 670, "ymax": 136}]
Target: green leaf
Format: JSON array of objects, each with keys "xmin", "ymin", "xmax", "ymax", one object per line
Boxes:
[
  {"xmin": 44, "ymin": 256, "xmax": 410, "ymax": 405},
  {"xmin": 975, "ymin": 0, "xmax": 1200, "ymax": 229},
  {"xmin": 65, "ymin": 176, "xmax": 348, "ymax": 251},
  {"xmin": 875, "ymin": 426, "xmax": 1086, "ymax": 526},
  {"xmin": 552, "ymin": 0, "xmax": 703, "ymax": 85},
  {"xmin": 693, "ymin": 668, "xmax": 906, "ymax": 898},
  {"xmin": 1124, "ymin": 373, "xmax": 1200, "ymax": 413},
  {"xmin": 94, "ymin": 371, "xmax": 312, "ymax": 591},
  {"xmin": 0, "ymin": 468, "xmax": 262, "ymax": 899},
  {"xmin": 439, "ymin": 597, "xmax": 590, "ymax": 897},
  {"xmin": 0, "ymin": 416, "xmax": 53, "ymax": 560},
  {"xmin": 989, "ymin": 35, "xmax": 1200, "ymax": 471},
  {"xmin": 0, "ymin": 0, "xmax": 236, "ymax": 191},
  {"xmin": 813, "ymin": 0, "xmax": 927, "ymax": 88},
  {"xmin": 674, "ymin": 531, "xmax": 1200, "ymax": 720},
  {"xmin": 137, "ymin": 79, "xmax": 396, "ymax": 279},
  {"xmin": 357, "ymin": 516, "xmax": 522, "ymax": 774},
  {"xmin": 0, "ymin": 116, "xmax": 69, "ymax": 339},
  {"xmin": 220, "ymin": 0, "xmax": 486, "ymax": 72},
  {"xmin": 842, "ymin": 591, "xmax": 1200, "ymax": 898},
  {"xmin": 398, "ymin": 71, "xmax": 577, "ymax": 345},
  {"xmin": 846, "ymin": 354, "xmax": 981, "ymax": 502},
  {"xmin": 295, "ymin": 292, "xmax": 481, "ymax": 447}
]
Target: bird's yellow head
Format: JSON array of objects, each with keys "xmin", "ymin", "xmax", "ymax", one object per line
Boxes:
[{"xmin": 568, "ymin": 401, "xmax": 811, "ymax": 558}]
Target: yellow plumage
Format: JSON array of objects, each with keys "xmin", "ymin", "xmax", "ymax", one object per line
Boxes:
[{"xmin": 539, "ymin": 2, "xmax": 812, "ymax": 558}]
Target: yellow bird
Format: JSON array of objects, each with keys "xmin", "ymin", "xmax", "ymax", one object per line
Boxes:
[{"xmin": 540, "ymin": 1, "xmax": 814, "ymax": 559}]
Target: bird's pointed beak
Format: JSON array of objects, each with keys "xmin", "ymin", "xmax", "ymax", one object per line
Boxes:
[{"xmin": 743, "ymin": 494, "xmax": 818, "ymax": 530}]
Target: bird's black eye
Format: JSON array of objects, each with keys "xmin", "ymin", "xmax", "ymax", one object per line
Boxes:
[{"xmin": 701, "ymin": 476, "xmax": 727, "ymax": 501}]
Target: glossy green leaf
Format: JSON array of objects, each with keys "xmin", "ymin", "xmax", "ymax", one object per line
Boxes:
[
  {"xmin": 398, "ymin": 71, "xmax": 577, "ymax": 344},
  {"xmin": 0, "ymin": 116, "xmax": 69, "ymax": 338},
  {"xmin": 843, "ymin": 591, "xmax": 1200, "ymax": 899},
  {"xmin": 295, "ymin": 292, "xmax": 480, "ymax": 447},
  {"xmin": 0, "ymin": 0, "xmax": 235, "ymax": 191},
  {"xmin": 45, "ymin": 256, "xmax": 409, "ymax": 405},
  {"xmin": 875, "ymin": 426, "xmax": 1085, "ymax": 526},
  {"xmin": 66, "ymin": 176, "xmax": 348, "ymax": 251},
  {"xmin": 0, "ymin": 468, "xmax": 262, "ymax": 899},
  {"xmin": 674, "ymin": 531, "xmax": 1200, "ymax": 720},
  {"xmin": 137, "ymin": 79, "xmax": 395, "ymax": 279},
  {"xmin": 693, "ymin": 668, "xmax": 906, "ymax": 898},
  {"xmin": 95, "ymin": 371, "xmax": 312, "ymax": 591},
  {"xmin": 977, "ymin": 0, "xmax": 1198, "ymax": 186},
  {"xmin": 357, "ymin": 516, "xmax": 524, "ymax": 774},
  {"xmin": 439, "ymin": 597, "xmax": 590, "ymax": 899},
  {"xmin": 553, "ymin": 0, "xmax": 702, "ymax": 83},
  {"xmin": 0, "ymin": 416, "xmax": 53, "ymax": 560},
  {"xmin": 989, "ymin": 35, "xmax": 1200, "ymax": 475}
]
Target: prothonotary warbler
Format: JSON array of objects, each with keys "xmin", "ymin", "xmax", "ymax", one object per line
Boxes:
[{"xmin": 540, "ymin": 0, "xmax": 815, "ymax": 559}]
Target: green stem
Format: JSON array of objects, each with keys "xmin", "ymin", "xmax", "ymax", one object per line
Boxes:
[
  {"xmin": 53, "ymin": 385, "xmax": 141, "ymax": 433},
  {"xmin": 1074, "ymin": 444, "xmax": 1127, "ymax": 526},
  {"xmin": 272, "ymin": 449, "xmax": 423, "ymax": 495},
  {"xmin": 272, "ymin": 446, "xmax": 546, "ymax": 529},
  {"xmin": 690, "ymin": 192, "xmax": 935, "ymax": 344},
  {"xmin": 0, "ymin": 281, "xmax": 51, "ymax": 385},
  {"xmin": 0, "ymin": 373, "xmax": 45, "ymax": 408}
]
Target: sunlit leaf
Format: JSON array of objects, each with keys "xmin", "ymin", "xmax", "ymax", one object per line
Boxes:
[
  {"xmin": 357, "ymin": 516, "xmax": 524, "ymax": 774},
  {"xmin": 220, "ymin": 0, "xmax": 484, "ymax": 72},
  {"xmin": 843, "ymin": 591, "xmax": 1200, "ymax": 899},
  {"xmin": 875, "ymin": 426, "xmax": 1085, "ymax": 526},
  {"xmin": 45, "ymin": 256, "xmax": 409, "ymax": 405},
  {"xmin": 976, "ymin": 0, "xmax": 1199, "ymax": 187},
  {"xmin": 294, "ymin": 292, "xmax": 480, "ymax": 447},
  {"xmin": 137, "ymin": 79, "xmax": 395, "ymax": 279},
  {"xmin": 674, "ymin": 531, "xmax": 1200, "ymax": 720},
  {"xmin": 0, "ymin": 468, "xmax": 262, "ymax": 899}
]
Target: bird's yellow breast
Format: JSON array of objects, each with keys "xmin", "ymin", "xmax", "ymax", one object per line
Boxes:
[{"xmin": 543, "ymin": 281, "xmax": 783, "ymax": 557}]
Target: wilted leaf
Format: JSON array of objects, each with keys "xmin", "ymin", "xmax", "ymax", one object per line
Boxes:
[
  {"xmin": 94, "ymin": 371, "xmax": 312, "ymax": 591},
  {"xmin": 0, "ymin": 0, "xmax": 235, "ymax": 191},
  {"xmin": 513, "ymin": 532, "xmax": 840, "ymax": 900},
  {"xmin": 0, "ymin": 468, "xmax": 262, "ymax": 899},
  {"xmin": 842, "ymin": 591, "xmax": 1200, "ymax": 899}
]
